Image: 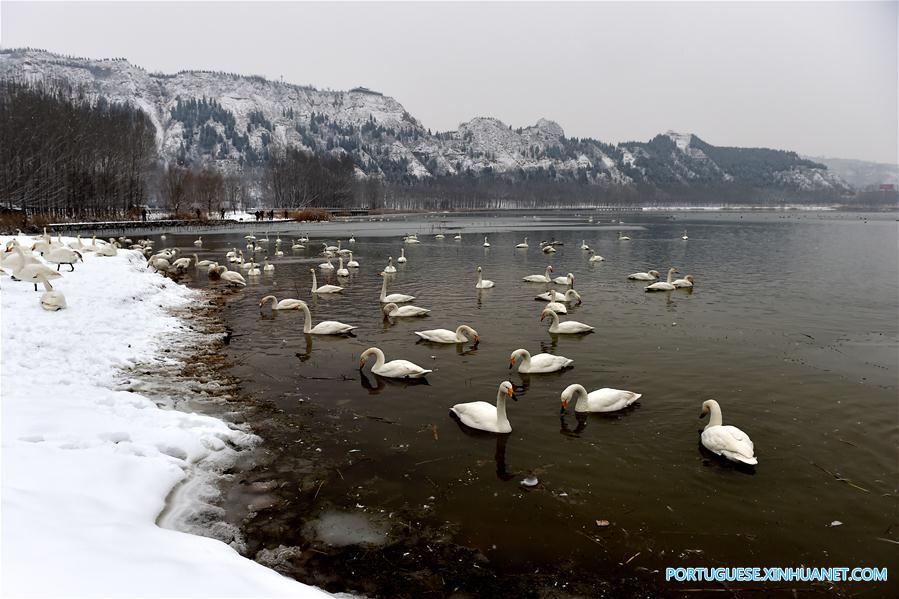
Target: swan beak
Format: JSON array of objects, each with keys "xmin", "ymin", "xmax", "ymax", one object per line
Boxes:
[
  {"xmin": 699, "ymin": 411, "xmax": 707, "ymax": 420},
  {"xmin": 359, "ymin": 359, "xmax": 365, "ymax": 369},
  {"xmin": 560, "ymin": 405, "xmax": 566, "ymax": 414},
  {"xmin": 508, "ymin": 359, "xmax": 514, "ymax": 369},
  {"xmin": 473, "ymin": 335, "xmax": 480, "ymax": 343},
  {"xmin": 540, "ymin": 313, "xmax": 545, "ymax": 321}
]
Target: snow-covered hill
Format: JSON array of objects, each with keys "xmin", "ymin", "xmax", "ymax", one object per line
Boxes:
[{"xmin": 0, "ymin": 49, "xmax": 851, "ymax": 192}]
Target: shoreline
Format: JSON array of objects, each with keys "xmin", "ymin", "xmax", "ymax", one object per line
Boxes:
[{"xmin": 0, "ymin": 236, "xmax": 330, "ymax": 597}]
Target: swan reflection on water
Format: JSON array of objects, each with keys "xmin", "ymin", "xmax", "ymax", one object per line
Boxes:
[
  {"xmin": 359, "ymin": 370, "xmax": 430, "ymax": 395},
  {"xmin": 450, "ymin": 417, "xmax": 516, "ymax": 481},
  {"xmin": 559, "ymin": 412, "xmax": 589, "ymax": 437}
]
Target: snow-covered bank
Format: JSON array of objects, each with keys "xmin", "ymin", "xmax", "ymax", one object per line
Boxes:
[{"xmin": 1, "ymin": 236, "xmax": 330, "ymax": 597}]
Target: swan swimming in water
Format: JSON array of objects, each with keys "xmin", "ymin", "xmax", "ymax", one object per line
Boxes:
[
  {"xmin": 523, "ymin": 265, "xmax": 554, "ymax": 283},
  {"xmin": 509, "ymin": 348, "xmax": 573, "ymax": 373},
  {"xmin": 360, "ymin": 347, "xmax": 431, "ymax": 379},
  {"xmin": 475, "ymin": 266, "xmax": 494, "ymax": 289},
  {"xmin": 414, "ymin": 324, "xmax": 479, "ymax": 344},
  {"xmin": 397, "ymin": 248, "xmax": 408, "ymax": 264},
  {"xmin": 560, "ymin": 383, "xmax": 642, "ymax": 413},
  {"xmin": 545, "ymin": 289, "xmax": 581, "ymax": 314},
  {"xmin": 310, "ymin": 269, "xmax": 343, "ymax": 294},
  {"xmin": 297, "ymin": 300, "xmax": 356, "ymax": 335},
  {"xmin": 552, "ymin": 272, "xmax": 575, "ymax": 286},
  {"xmin": 382, "ymin": 257, "xmax": 397, "ymax": 274},
  {"xmin": 450, "ymin": 381, "xmax": 517, "ymax": 433},
  {"xmin": 673, "ymin": 274, "xmax": 694, "ymax": 288},
  {"xmin": 346, "ymin": 252, "xmax": 359, "ymax": 268},
  {"xmin": 382, "ymin": 302, "xmax": 430, "ymax": 317},
  {"xmin": 483, "ymin": 236, "xmax": 491, "ymax": 247},
  {"xmin": 628, "ymin": 269, "xmax": 660, "ymax": 281},
  {"xmin": 587, "ymin": 249, "xmax": 604, "ymax": 262},
  {"xmin": 379, "ymin": 272, "xmax": 414, "ymax": 303},
  {"xmin": 336, "ymin": 257, "xmax": 349, "ymax": 277},
  {"xmin": 700, "ymin": 399, "xmax": 758, "ymax": 465},
  {"xmin": 515, "ymin": 237, "xmax": 529, "ymax": 249},
  {"xmin": 645, "ymin": 267, "xmax": 679, "ymax": 292},
  {"xmin": 540, "ymin": 308, "xmax": 594, "ymax": 334},
  {"xmin": 618, "ymin": 231, "xmax": 631, "ymax": 241},
  {"xmin": 259, "ymin": 295, "xmax": 305, "ymax": 310}
]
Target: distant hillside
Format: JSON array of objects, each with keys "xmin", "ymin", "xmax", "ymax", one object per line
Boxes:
[
  {"xmin": 0, "ymin": 48, "xmax": 851, "ymax": 195},
  {"xmin": 805, "ymin": 156, "xmax": 898, "ymax": 190}
]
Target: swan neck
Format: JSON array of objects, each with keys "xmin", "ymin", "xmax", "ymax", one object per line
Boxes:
[
  {"xmin": 380, "ymin": 275, "xmax": 387, "ymax": 299},
  {"xmin": 575, "ymin": 386, "xmax": 589, "ymax": 411},
  {"xmin": 707, "ymin": 402, "xmax": 723, "ymax": 427},
  {"xmin": 519, "ymin": 351, "xmax": 530, "ymax": 369},
  {"xmin": 373, "ymin": 348, "xmax": 385, "ymax": 369},
  {"xmin": 495, "ymin": 393, "xmax": 510, "ymax": 428},
  {"xmin": 667, "ymin": 269, "xmax": 675, "ymax": 283},
  {"xmin": 301, "ymin": 304, "xmax": 312, "ymax": 333},
  {"xmin": 311, "ymin": 270, "xmax": 317, "ymax": 291}
]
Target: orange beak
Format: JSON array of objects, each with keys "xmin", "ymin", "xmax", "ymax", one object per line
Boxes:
[
  {"xmin": 540, "ymin": 313, "xmax": 546, "ymax": 321},
  {"xmin": 359, "ymin": 359, "xmax": 365, "ymax": 369},
  {"xmin": 509, "ymin": 358, "xmax": 515, "ymax": 369}
]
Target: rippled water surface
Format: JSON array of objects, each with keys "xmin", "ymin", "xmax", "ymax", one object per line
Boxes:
[{"xmin": 167, "ymin": 211, "xmax": 898, "ymax": 595}]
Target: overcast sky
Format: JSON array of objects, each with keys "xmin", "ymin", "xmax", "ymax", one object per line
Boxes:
[{"xmin": 2, "ymin": 1, "xmax": 896, "ymax": 163}]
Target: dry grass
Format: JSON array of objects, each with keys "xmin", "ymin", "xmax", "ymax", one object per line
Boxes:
[{"xmin": 289, "ymin": 208, "xmax": 332, "ymax": 222}]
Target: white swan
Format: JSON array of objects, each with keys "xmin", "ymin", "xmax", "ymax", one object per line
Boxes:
[
  {"xmin": 397, "ymin": 248, "xmax": 408, "ymax": 264},
  {"xmin": 540, "ymin": 308, "xmax": 594, "ymax": 334},
  {"xmin": 552, "ymin": 272, "xmax": 575, "ymax": 286},
  {"xmin": 483, "ymin": 236, "xmax": 490, "ymax": 247},
  {"xmin": 193, "ymin": 236, "xmax": 203, "ymax": 247},
  {"xmin": 170, "ymin": 257, "xmax": 192, "ymax": 272},
  {"xmin": 453, "ymin": 233, "xmax": 462, "ymax": 240},
  {"xmin": 319, "ymin": 256, "xmax": 335, "ymax": 270},
  {"xmin": 263, "ymin": 258, "xmax": 275, "ymax": 272},
  {"xmin": 673, "ymin": 275, "xmax": 694, "ymax": 288},
  {"xmin": 450, "ymin": 381, "xmax": 517, "ymax": 434},
  {"xmin": 259, "ymin": 295, "xmax": 305, "ymax": 310},
  {"xmin": 682, "ymin": 231, "xmax": 689, "ymax": 240},
  {"xmin": 297, "ymin": 301, "xmax": 356, "ymax": 335},
  {"xmin": 349, "ymin": 236, "xmax": 356, "ymax": 243},
  {"xmin": 44, "ymin": 248, "xmax": 83, "ymax": 271},
  {"xmin": 509, "ymin": 349, "xmax": 572, "ymax": 373},
  {"xmin": 414, "ymin": 324, "xmax": 479, "ymax": 344},
  {"xmin": 475, "ymin": 266, "xmax": 494, "ymax": 289},
  {"xmin": 628, "ymin": 269, "xmax": 660, "ymax": 281},
  {"xmin": 541, "ymin": 244, "xmax": 557, "ymax": 254},
  {"xmin": 383, "ymin": 257, "xmax": 397, "ymax": 274},
  {"xmin": 40, "ymin": 290, "xmax": 67, "ymax": 311},
  {"xmin": 580, "ymin": 240, "xmax": 590, "ymax": 250},
  {"xmin": 95, "ymin": 242, "xmax": 118, "ymax": 257},
  {"xmin": 536, "ymin": 286, "xmax": 567, "ymax": 301},
  {"xmin": 645, "ymin": 267, "xmax": 679, "ymax": 292},
  {"xmin": 379, "ymin": 272, "xmax": 414, "ymax": 303},
  {"xmin": 588, "ymin": 249, "xmax": 604, "ymax": 262},
  {"xmin": 292, "ymin": 240, "xmax": 305, "ymax": 250},
  {"xmin": 247, "ymin": 263, "xmax": 261, "ymax": 276},
  {"xmin": 346, "ymin": 252, "xmax": 359, "ymax": 268},
  {"xmin": 618, "ymin": 231, "xmax": 631, "ymax": 241},
  {"xmin": 382, "ymin": 302, "xmax": 430, "ymax": 317},
  {"xmin": 310, "ymin": 269, "xmax": 343, "ymax": 294},
  {"xmin": 516, "ymin": 237, "xmax": 529, "ymax": 249},
  {"xmin": 194, "ymin": 253, "xmax": 215, "ymax": 267},
  {"xmin": 560, "ymin": 383, "xmax": 642, "ymax": 413},
  {"xmin": 336, "ymin": 257, "xmax": 349, "ymax": 277},
  {"xmin": 221, "ymin": 268, "xmax": 246, "ymax": 287},
  {"xmin": 360, "ymin": 347, "xmax": 431, "ymax": 379},
  {"xmin": 546, "ymin": 289, "xmax": 581, "ymax": 314},
  {"xmin": 14, "ymin": 263, "xmax": 63, "ymax": 291},
  {"xmin": 523, "ymin": 265, "xmax": 554, "ymax": 283},
  {"xmin": 700, "ymin": 400, "xmax": 758, "ymax": 465},
  {"xmin": 435, "ymin": 233, "xmax": 445, "ymax": 239}
]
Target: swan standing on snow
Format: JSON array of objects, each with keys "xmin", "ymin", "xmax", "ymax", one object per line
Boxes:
[
  {"xmin": 475, "ymin": 266, "xmax": 494, "ymax": 289},
  {"xmin": 509, "ymin": 348, "xmax": 573, "ymax": 373},
  {"xmin": 483, "ymin": 236, "xmax": 491, "ymax": 247},
  {"xmin": 560, "ymin": 383, "xmax": 641, "ymax": 414},
  {"xmin": 14, "ymin": 263, "xmax": 62, "ymax": 291},
  {"xmin": 379, "ymin": 272, "xmax": 414, "ymax": 303},
  {"xmin": 382, "ymin": 257, "xmax": 397, "ymax": 274},
  {"xmin": 336, "ymin": 257, "xmax": 349, "ymax": 277},
  {"xmin": 540, "ymin": 308, "xmax": 594, "ymax": 334},
  {"xmin": 552, "ymin": 272, "xmax": 575, "ymax": 286},
  {"xmin": 516, "ymin": 237, "xmax": 529, "ymax": 249},
  {"xmin": 40, "ymin": 290, "xmax": 67, "ymax": 311},
  {"xmin": 645, "ymin": 267, "xmax": 679, "ymax": 292},
  {"xmin": 414, "ymin": 324, "xmax": 479, "ymax": 344},
  {"xmin": 360, "ymin": 347, "xmax": 431, "ymax": 379},
  {"xmin": 310, "ymin": 269, "xmax": 343, "ymax": 294},
  {"xmin": 346, "ymin": 252, "xmax": 359, "ymax": 268},
  {"xmin": 382, "ymin": 302, "xmax": 430, "ymax": 317},
  {"xmin": 259, "ymin": 295, "xmax": 305, "ymax": 310},
  {"xmin": 297, "ymin": 300, "xmax": 356, "ymax": 335},
  {"xmin": 397, "ymin": 248, "xmax": 408, "ymax": 264},
  {"xmin": 700, "ymin": 400, "xmax": 758, "ymax": 465},
  {"xmin": 450, "ymin": 381, "xmax": 517, "ymax": 433},
  {"xmin": 546, "ymin": 289, "xmax": 581, "ymax": 314},
  {"xmin": 628, "ymin": 269, "xmax": 660, "ymax": 281},
  {"xmin": 523, "ymin": 265, "xmax": 554, "ymax": 283},
  {"xmin": 673, "ymin": 275, "xmax": 694, "ymax": 288}
]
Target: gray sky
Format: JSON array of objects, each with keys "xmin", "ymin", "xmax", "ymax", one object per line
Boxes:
[{"xmin": 2, "ymin": 1, "xmax": 897, "ymax": 163}]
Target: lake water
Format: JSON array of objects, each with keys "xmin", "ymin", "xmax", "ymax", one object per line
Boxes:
[{"xmin": 164, "ymin": 210, "xmax": 898, "ymax": 596}]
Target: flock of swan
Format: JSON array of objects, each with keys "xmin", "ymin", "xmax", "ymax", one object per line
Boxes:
[
  {"xmin": 241, "ymin": 230, "xmax": 749, "ymax": 466},
  {"xmin": 1, "ymin": 225, "xmax": 753, "ymax": 466}
]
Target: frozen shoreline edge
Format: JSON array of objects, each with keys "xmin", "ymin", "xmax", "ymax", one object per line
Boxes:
[{"xmin": 0, "ymin": 234, "xmax": 332, "ymax": 598}]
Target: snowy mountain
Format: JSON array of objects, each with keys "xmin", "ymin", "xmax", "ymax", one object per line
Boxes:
[
  {"xmin": 0, "ymin": 49, "xmax": 851, "ymax": 192},
  {"xmin": 804, "ymin": 156, "xmax": 898, "ymax": 190}
]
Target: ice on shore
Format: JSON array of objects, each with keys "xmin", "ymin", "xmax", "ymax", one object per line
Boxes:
[{"xmin": 1, "ymin": 235, "xmax": 331, "ymax": 597}]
